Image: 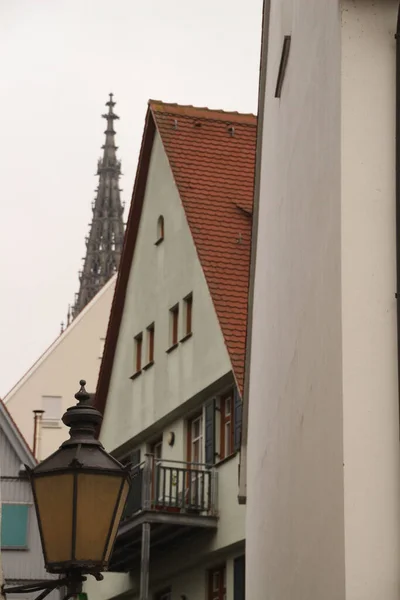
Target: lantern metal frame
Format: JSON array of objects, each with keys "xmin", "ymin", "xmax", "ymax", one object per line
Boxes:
[{"xmin": 1, "ymin": 380, "xmax": 130, "ymax": 600}]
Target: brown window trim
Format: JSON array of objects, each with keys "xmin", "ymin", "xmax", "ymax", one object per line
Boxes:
[
  {"xmin": 180, "ymin": 331, "xmax": 193, "ymax": 344},
  {"xmin": 134, "ymin": 332, "xmax": 143, "ymax": 373},
  {"xmin": 155, "ymin": 215, "xmax": 165, "ymax": 245},
  {"xmin": 208, "ymin": 565, "xmax": 226, "ymax": 600},
  {"xmin": 169, "ymin": 304, "xmax": 179, "ymax": 348},
  {"xmin": 130, "ymin": 370, "xmax": 142, "ymax": 381},
  {"xmin": 143, "ymin": 360, "xmax": 154, "ymax": 371},
  {"xmin": 147, "ymin": 323, "xmax": 155, "ymax": 364},
  {"xmin": 166, "ymin": 342, "xmax": 179, "ymax": 354},
  {"xmin": 184, "ymin": 293, "xmax": 193, "ymax": 336}
]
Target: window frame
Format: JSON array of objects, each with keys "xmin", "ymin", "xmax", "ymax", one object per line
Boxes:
[
  {"xmin": 208, "ymin": 565, "xmax": 226, "ymax": 600},
  {"xmin": 155, "ymin": 215, "xmax": 165, "ymax": 245},
  {"xmin": 134, "ymin": 332, "xmax": 143, "ymax": 374},
  {"xmin": 220, "ymin": 391, "xmax": 234, "ymax": 460},
  {"xmin": 146, "ymin": 323, "xmax": 155, "ymax": 366},
  {"xmin": 169, "ymin": 304, "xmax": 179, "ymax": 349},
  {"xmin": 41, "ymin": 395, "xmax": 62, "ymax": 427},
  {"xmin": 187, "ymin": 412, "xmax": 204, "ymax": 465},
  {"xmin": 182, "ymin": 293, "xmax": 193, "ymax": 341}
]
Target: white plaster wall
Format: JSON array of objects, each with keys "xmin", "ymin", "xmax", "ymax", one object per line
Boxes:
[
  {"xmin": 4, "ymin": 278, "xmax": 115, "ymax": 459},
  {"xmin": 341, "ymin": 2, "xmax": 400, "ymax": 597},
  {"xmin": 100, "ymin": 132, "xmax": 232, "ymax": 452},
  {"xmin": 85, "ymin": 549, "xmax": 244, "ymax": 600},
  {"xmin": 246, "ymin": 1, "xmax": 345, "ymax": 599}
]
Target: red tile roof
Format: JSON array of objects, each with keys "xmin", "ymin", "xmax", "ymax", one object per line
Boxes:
[
  {"xmin": 150, "ymin": 101, "xmax": 256, "ymax": 392},
  {"xmin": 95, "ymin": 101, "xmax": 256, "ymax": 421}
]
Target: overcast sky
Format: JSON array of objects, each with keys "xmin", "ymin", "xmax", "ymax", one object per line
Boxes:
[{"xmin": 0, "ymin": 0, "xmax": 262, "ymax": 397}]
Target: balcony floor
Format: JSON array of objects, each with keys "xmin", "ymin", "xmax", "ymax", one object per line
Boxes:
[{"xmin": 110, "ymin": 510, "xmax": 218, "ymax": 572}]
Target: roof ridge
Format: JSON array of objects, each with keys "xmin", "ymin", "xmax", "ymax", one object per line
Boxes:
[{"xmin": 149, "ymin": 99, "xmax": 257, "ymax": 121}]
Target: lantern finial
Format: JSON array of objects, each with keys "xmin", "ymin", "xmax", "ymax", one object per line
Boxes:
[{"xmin": 74, "ymin": 379, "xmax": 90, "ymax": 405}]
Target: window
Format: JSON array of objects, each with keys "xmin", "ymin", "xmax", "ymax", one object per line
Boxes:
[
  {"xmin": 99, "ymin": 337, "xmax": 106, "ymax": 359},
  {"xmin": 208, "ymin": 565, "xmax": 226, "ymax": 600},
  {"xmin": 1, "ymin": 504, "xmax": 29, "ymax": 549},
  {"xmin": 42, "ymin": 396, "xmax": 62, "ymax": 425},
  {"xmin": 183, "ymin": 293, "xmax": 193, "ymax": 337},
  {"xmin": 146, "ymin": 323, "xmax": 155, "ymax": 364},
  {"xmin": 134, "ymin": 333, "xmax": 143, "ymax": 373},
  {"xmin": 220, "ymin": 392, "xmax": 234, "ymax": 459},
  {"xmin": 169, "ymin": 304, "xmax": 179, "ymax": 348},
  {"xmin": 156, "ymin": 215, "xmax": 164, "ymax": 244},
  {"xmin": 187, "ymin": 414, "xmax": 203, "ymax": 464}
]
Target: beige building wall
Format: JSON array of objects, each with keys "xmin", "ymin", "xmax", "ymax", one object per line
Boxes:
[
  {"xmin": 246, "ymin": 0, "xmax": 400, "ymax": 598},
  {"xmin": 4, "ymin": 277, "xmax": 115, "ymax": 459}
]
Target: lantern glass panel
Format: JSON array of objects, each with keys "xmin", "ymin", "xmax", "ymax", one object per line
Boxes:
[
  {"xmin": 105, "ymin": 479, "xmax": 129, "ymax": 561},
  {"xmin": 75, "ymin": 473, "xmax": 127, "ymax": 562},
  {"xmin": 34, "ymin": 474, "xmax": 74, "ymax": 564}
]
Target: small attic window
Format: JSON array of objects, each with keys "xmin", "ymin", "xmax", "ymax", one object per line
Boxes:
[{"xmin": 155, "ymin": 215, "xmax": 164, "ymax": 245}]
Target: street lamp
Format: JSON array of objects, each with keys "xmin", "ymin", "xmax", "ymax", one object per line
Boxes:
[{"xmin": 2, "ymin": 381, "xmax": 130, "ymax": 600}]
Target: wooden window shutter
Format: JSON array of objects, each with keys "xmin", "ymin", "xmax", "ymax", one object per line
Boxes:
[
  {"xmin": 205, "ymin": 399, "xmax": 216, "ymax": 466},
  {"xmin": 234, "ymin": 388, "xmax": 243, "ymax": 452},
  {"xmin": 234, "ymin": 555, "xmax": 245, "ymax": 600}
]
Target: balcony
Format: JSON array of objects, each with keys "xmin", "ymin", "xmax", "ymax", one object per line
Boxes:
[{"xmin": 109, "ymin": 456, "xmax": 218, "ymax": 572}]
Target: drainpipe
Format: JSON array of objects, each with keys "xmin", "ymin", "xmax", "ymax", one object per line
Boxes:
[
  {"xmin": 32, "ymin": 410, "xmax": 44, "ymax": 460},
  {"xmin": 396, "ymin": 6, "xmax": 400, "ymax": 428}
]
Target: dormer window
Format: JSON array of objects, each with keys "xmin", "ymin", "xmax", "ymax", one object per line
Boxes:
[{"xmin": 156, "ymin": 215, "xmax": 164, "ymax": 245}]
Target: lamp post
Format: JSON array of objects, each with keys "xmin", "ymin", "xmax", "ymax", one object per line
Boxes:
[{"xmin": 2, "ymin": 381, "xmax": 130, "ymax": 600}]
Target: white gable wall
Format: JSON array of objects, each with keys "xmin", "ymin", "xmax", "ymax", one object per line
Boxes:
[
  {"xmin": 4, "ymin": 278, "xmax": 115, "ymax": 459},
  {"xmin": 101, "ymin": 131, "xmax": 232, "ymax": 452}
]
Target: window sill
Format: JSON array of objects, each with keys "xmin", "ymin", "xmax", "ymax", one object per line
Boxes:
[
  {"xmin": 154, "ymin": 237, "xmax": 164, "ymax": 246},
  {"xmin": 166, "ymin": 343, "xmax": 179, "ymax": 354},
  {"xmin": 130, "ymin": 370, "xmax": 142, "ymax": 381},
  {"xmin": 143, "ymin": 361, "xmax": 154, "ymax": 371},
  {"xmin": 1, "ymin": 546, "xmax": 28, "ymax": 551},
  {"xmin": 215, "ymin": 452, "xmax": 237, "ymax": 467},
  {"xmin": 41, "ymin": 420, "xmax": 62, "ymax": 429},
  {"xmin": 180, "ymin": 332, "xmax": 193, "ymax": 344}
]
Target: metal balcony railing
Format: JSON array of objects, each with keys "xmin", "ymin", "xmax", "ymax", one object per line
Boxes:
[{"xmin": 122, "ymin": 456, "xmax": 218, "ymax": 522}]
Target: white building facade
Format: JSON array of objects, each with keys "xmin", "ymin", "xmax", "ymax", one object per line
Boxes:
[
  {"xmin": 242, "ymin": 1, "xmax": 400, "ymax": 599},
  {"xmin": 4, "ymin": 277, "xmax": 116, "ymax": 460}
]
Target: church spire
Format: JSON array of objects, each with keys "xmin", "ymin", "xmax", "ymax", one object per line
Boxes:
[{"xmin": 72, "ymin": 94, "xmax": 125, "ymax": 319}]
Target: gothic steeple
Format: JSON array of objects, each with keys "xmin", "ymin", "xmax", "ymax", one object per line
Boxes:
[{"xmin": 72, "ymin": 94, "xmax": 125, "ymax": 319}]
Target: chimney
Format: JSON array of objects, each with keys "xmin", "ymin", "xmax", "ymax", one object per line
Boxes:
[{"xmin": 33, "ymin": 410, "xmax": 45, "ymax": 460}]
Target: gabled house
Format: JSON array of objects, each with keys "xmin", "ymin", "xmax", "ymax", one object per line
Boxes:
[
  {"xmin": 0, "ymin": 400, "xmax": 56, "ymax": 597},
  {"xmin": 4, "ymin": 276, "xmax": 116, "ymax": 460},
  {"xmin": 86, "ymin": 101, "xmax": 256, "ymax": 600}
]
